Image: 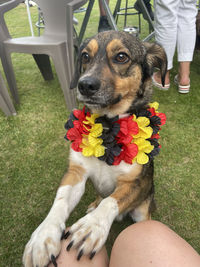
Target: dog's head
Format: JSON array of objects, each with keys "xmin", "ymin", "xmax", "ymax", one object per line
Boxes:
[{"xmin": 71, "ymin": 31, "xmax": 167, "ymax": 117}]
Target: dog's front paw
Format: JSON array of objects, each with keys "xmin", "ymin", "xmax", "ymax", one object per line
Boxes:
[
  {"xmin": 66, "ymin": 212, "xmax": 110, "ymax": 260},
  {"xmin": 23, "ymin": 219, "xmax": 65, "ymax": 267}
]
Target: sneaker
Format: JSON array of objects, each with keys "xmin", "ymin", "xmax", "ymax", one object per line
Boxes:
[
  {"xmin": 98, "ymin": 16, "xmax": 112, "ymax": 32},
  {"xmin": 134, "ymin": 0, "xmax": 154, "ymax": 21}
]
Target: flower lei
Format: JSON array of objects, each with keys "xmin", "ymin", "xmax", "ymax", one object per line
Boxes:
[{"xmin": 64, "ymin": 102, "xmax": 166, "ymax": 166}]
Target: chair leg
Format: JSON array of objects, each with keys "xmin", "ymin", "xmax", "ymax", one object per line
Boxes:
[
  {"xmin": 1, "ymin": 48, "xmax": 19, "ymax": 103},
  {"xmin": 51, "ymin": 45, "xmax": 77, "ymax": 111},
  {"xmin": 0, "ymin": 93, "xmax": 12, "ymax": 116},
  {"xmin": 0, "ymin": 72, "xmax": 16, "ymax": 116},
  {"xmin": 32, "ymin": 54, "xmax": 54, "ymax": 81}
]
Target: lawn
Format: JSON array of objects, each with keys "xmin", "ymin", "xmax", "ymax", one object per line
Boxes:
[{"xmin": 0, "ymin": 2, "xmax": 199, "ymax": 266}]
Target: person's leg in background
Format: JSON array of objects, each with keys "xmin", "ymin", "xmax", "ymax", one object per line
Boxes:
[
  {"xmin": 109, "ymin": 220, "xmax": 200, "ymax": 267},
  {"xmin": 98, "ymin": 0, "xmax": 111, "ymax": 32},
  {"xmin": 134, "ymin": 0, "xmax": 154, "ymax": 21},
  {"xmin": 153, "ymin": 0, "xmax": 180, "ymax": 89},
  {"xmin": 176, "ymin": 0, "xmax": 197, "ymax": 93}
]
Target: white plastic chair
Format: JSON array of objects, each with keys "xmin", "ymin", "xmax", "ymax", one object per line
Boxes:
[
  {"xmin": 0, "ymin": 70, "xmax": 16, "ymax": 116},
  {"xmin": 1, "ymin": 0, "xmax": 87, "ymax": 110}
]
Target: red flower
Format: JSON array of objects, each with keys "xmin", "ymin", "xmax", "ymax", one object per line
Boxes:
[
  {"xmin": 71, "ymin": 140, "xmax": 82, "ymax": 152},
  {"xmin": 148, "ymin": 107, "xmax": 156, "ymax": 117},
  {"xmin": 73, "ymin": 107, "xmax": 89, "ymax": 121},
  {"xmin": 66, "ymin": 127, "xmax": 83, "ymax": 152},
  {"xmin": 156, "ymin": 112, "xmax": 166, "ymax": 126},
  {"xmin": 72, "ymin": 107, "xmax": 91, "ymax": 135},
  {"xmin": 151, "ymin": 133, "xmax": 160, "ymax": 139},
  {"xmin": 116, "ymin": 116, "xmax": 139, "ymax": 145},
  {"xmin": 113, "ymin": 143, "xmax": 138, "ymax": 165},
  {"xmin": 148, "ymin": 107, "xmax": 166, "ymax": 126}
]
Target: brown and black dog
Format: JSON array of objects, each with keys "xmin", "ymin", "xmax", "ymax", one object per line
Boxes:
[{"xmin": 23, "ymin": 31, "xmax": 167, "ymax": 267}]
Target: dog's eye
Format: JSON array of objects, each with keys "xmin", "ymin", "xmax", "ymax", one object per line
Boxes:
[
  {"xmin": 81, "ymin": 52, "xmax": 90, "ymax": 64},
  {"xmin": 114, "ymin": 52, "xmax": 130, "ymax": 64}
]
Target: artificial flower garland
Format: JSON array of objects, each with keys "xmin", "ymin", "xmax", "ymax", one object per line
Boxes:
[{"xmin": 64, "ymin": 102, "xmax": 166, "ymax": 166}]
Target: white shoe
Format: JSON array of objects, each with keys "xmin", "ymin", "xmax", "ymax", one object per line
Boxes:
[{"xmin": 152, "ymin": 73, "xmax": 170, "ymax": 91}]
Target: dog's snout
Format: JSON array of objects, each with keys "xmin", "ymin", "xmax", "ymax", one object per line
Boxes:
[{"xmin": 78, "ymin": 77, "xmax": 101, "ymax": 96}]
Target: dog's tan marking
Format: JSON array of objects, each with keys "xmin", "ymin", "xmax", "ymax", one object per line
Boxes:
[
  {"xmin": 60, "ymin": 163, "xmax": 86, "ymax": 186},
  {"xmin": 83, "ymin": 39, "xmax": 99, "ymax": 58},
  {"xmin": 118, "ymin": 163, "xmax": 143, "ymax": 183},
  {"xmin": 45, "ymin": 237, "xmax": 56, "ymax": 247},
  {"xmin": 110, "ymin": 164, "xmax": 145, "ymax": 213},
  {"xmin": 106, "ymin": 39, "xmax": 130, "ymax": 57},
  {"xmin": 114, "ymin": 65, "xmax": 142, "ymax": 96},
  {"xmin": 106, "ymin": 65, "xmax": 142, "ymax": 116},
  {"xmin": 136, "ymin": 198, "xmax": 152, "ymax": 220},
  {"xmin": 87, "ymin": 195, "xmax": 103, "ymax": 212},
  {"xmin": 130, "ymin": 197, "xmax": 153, "ymax": 221},
  {"xmin": 111, "ymin": 183, "xmax": 141, "ymax": 213}
]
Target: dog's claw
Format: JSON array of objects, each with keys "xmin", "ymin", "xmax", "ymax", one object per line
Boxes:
[
  {"xmin": 77, "ymin": 249, "xmax": 83, "ymax": 261},
  {"xmin": 51, "ymin": 255, "xmax": 57, "ymax": 267},
  {"xmin": 66, "ymin": 240, "xmax": 74, "ymax": 251},
  {"xmin": 60, "ymin": 230, "xmax": 65, "ymax": 240},
  {"xmin": 90, "ymin": 251, "xmax": 96, "ymax": 260},
  {"xmin": 62, "ymin": 230, "xmax": 71, "ymax": 240}
]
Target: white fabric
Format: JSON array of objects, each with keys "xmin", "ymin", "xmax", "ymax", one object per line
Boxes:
[{"xmin": 154, "ymin": 0, "xmax": 198, "ymax": 69}]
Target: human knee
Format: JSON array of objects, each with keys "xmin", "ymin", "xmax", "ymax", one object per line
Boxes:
[{"xmin": 113, "ymin": 220, "xmax": 169, "ymax": 249}]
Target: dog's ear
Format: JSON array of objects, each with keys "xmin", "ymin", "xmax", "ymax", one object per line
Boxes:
[
  {"xmin": 143, "ymin": 42, "xmax": 167, "ymax": 87},
  {"xmin": 70, "ymin": 38, "xmax": 92, "ymax": 89}
]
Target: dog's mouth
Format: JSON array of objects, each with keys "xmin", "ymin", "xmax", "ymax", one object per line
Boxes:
[
  {"xmin": 78, "ymin": 92, "xmax": 122, "ymax": 111},
  {"xmin": 81, "ymin": 99, "xmax": 107, "ymax": 110}
]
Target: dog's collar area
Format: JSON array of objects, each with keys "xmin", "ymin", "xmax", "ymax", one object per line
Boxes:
[
  {"xmin": 118, "ymin": 113, "xmax": 130, "ymax": 119},
  {"xmin": 64, "ymin": 102, "xmax": 166, "ymax": 166}
]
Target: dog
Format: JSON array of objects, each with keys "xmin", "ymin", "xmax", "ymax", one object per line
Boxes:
[{"xmin": 23, "ymin": 31, "xmax": 167, "ymax": 267}]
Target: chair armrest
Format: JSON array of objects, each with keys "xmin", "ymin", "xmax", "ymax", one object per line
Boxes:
[
  {"xmin": 0, "ymin": 0, "xmax": 23, "ymax": 39},
  {"xmin": 0, "ymin": 0, "xmax": 22, "ymax": 15},
  {"xmin": 68, "ymin": 0, "xmax": 88, "ymax": 12}
]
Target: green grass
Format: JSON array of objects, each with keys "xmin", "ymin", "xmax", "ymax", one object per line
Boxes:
[{"xmin": 0, "ymin": 2, "xmax": 200, "ymax": 266}]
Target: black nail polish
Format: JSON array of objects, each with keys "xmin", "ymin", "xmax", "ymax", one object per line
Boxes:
[
  {"xmin": 77, "ymin": 249, "xmax": 83, "ymax": 261},
  {"xmin": 66, "ymin": 240, "xmax": 74, "ymax": 251}
]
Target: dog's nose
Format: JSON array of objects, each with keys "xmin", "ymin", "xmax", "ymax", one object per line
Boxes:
[{"xmin": 78, "ymin": 77, "xmax": 101, "ymax": 96}]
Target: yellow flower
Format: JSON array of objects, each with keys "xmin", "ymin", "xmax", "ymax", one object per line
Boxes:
[
  {"xmin": 132, "ymin": 138, "xmax": 154, "ymax": 164},
  {"xmin": 83, "ymin": 114, "xmax": 100, "ymax": 125},
  {"xmin": 89, "ymin": 123, "xmax": 103, "ymax": 137},
  {"xmin": 132, "ymin": 115, "xmax": 153, "ymax": 139},
  {"xmin": 81, "ymin": 136, "xmax": 105, "ymax": 157},
  {"xmin": 80, "ymin": 122, "xmax": 105, "ymax": 158},
  {"xmin": 149, "ymin": 102, "xmax": 159, "ymax": 111}
]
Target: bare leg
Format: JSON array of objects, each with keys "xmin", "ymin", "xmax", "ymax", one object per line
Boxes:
[
  {"xmin": 178, "ymin": 61, "xmax": 190, "ymax": 85},
  {"xmin": 98, "ymin": 0, "xmax": 111, "ymax": 32},
  {"xmin": 109, "ymin": 220, "xmax": 200, "ymax": 267},
  {"xmin": 48, "ymin": 237, "xmax": 109, "ymax": 267},
  {"xmin": 98, "ymin": 0, "xmax": 109, "ymax": 16}
]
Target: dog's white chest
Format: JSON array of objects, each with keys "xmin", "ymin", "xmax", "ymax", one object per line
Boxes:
[{"xmin": 70, "ymin": 150, "xmax": 135, "ymax": 197}]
